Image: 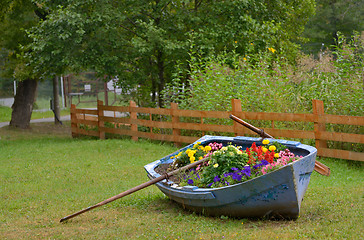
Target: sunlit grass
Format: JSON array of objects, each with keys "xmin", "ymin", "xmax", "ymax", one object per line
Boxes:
[{"xmin": 0, "ymin": 123, "xmax": 363, "ymax": 239}]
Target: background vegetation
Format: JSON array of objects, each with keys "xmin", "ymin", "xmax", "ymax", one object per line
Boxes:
[{"xmin": 163, "ymin": 32, "xmax": 363, "ymax": 117}]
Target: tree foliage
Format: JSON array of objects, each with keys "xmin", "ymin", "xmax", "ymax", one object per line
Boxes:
[
  {"xmin": 0, "ymin": 0, "xmax": 40, "ymax": 80},
  {"xmin": 0, "ymin": 1, "xmax": 46, "ymax": 128},
  {"xmin": 302, "ymin": 0, "xmax": 364, "ymax": 54},
  {"xmin": 27, "ymin": 0, "xmax": 315, "ymax": 107}
]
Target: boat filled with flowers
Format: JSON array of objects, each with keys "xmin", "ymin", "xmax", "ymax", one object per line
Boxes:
[{"xmin": 144, "ymin": 135, "xmax": 317, "ymax": 219}]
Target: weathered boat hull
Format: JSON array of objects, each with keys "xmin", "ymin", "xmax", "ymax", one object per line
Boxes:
[{"xmin": 144, "ymin": 136, "xmax": 317, "ymax": 219}]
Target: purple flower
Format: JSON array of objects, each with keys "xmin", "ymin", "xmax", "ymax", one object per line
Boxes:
[
  {"xmin": 231, "ymin": 167, "xmax": 239, "ymax": 171},
  {"xmin": 232, "ymin": 173, "xmax": 242, "ymax": 181},
  {"xmin": 213, "ymin": 175, "xmax": 220, "ymax": 183},
  {"xmin": 261, "ymin": 160, "xmax": 269, "ymax": 165},
  {"xmin": 241, "ymin": 166, "xmax": 251, "ymax": 177},
  {"xmin": 252, "ymin": 164, "xmax": 260, "ymax": 170},
  {"xmin": 253, "ymin": 160, "xmax": 270, "ymax": 170},
  {"xmin": 223, "ymin": 173, "xmax": 230, "ymax": 178},
  {"xmin": 187, "ymin": 179, "xmax": 194, "ymax": 185}
]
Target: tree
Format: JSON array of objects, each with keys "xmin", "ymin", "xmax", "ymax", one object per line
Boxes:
[
  {"xmin": 0, "ymin": 1, "xmax": 43, "ymax": 128},
  {"xmin": 302, "ymin": 0, "xmax": 364, "ymax": 54},
  {"xmin": 0, "ymin": 1, "xmax": 68, "ymax": 128},
  {"xmin": 28, "ymin": 0, "xmax": 315, "ymax": 107}
]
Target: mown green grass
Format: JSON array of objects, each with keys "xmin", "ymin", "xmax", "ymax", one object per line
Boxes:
[
  {"xmin": 0, "ymin": 106, "xmax": 12, "ymax": 122},
  {"xmin": 0, "ymin": 123, "xmax": 363, "ymax": 239},
  {"xmin": 0, "ymin": 106, "xmax": 69, "ymax": 123}
]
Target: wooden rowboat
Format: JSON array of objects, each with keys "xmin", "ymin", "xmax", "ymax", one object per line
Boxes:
[
  {"xmin": 60, "ymin": 115, "xmax": 328, "ymax": 222},
  {"xmin": 144, "ymin": 135, "xmax": 317, "ymax": 219}
]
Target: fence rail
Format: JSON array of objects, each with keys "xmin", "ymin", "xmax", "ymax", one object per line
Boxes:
[{"xmin": 70, "ymin": 99, "xmax": 364, "ymax": 162}]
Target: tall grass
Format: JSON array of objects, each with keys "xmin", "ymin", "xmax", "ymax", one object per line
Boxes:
[
  {"xmin": 164, "ymin": 41, "xmax": 363, "ymax": 117},
  {"xmin": 0, "ymin": 124, "xmax": 363, "ymax": 239}
]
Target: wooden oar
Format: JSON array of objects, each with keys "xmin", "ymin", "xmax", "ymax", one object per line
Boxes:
[
  {"xmin": 60, "ymin": 156, "xmax": 210, "ymax": 222},
  {"xmin": 229, "ymin": 114, "xmax": 331, "ymax": 176}
]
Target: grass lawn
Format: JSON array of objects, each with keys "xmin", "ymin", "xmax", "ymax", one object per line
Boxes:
[
  {"xmin": 0, "ymin": 106, "xmax": 69, "ymax": 123},
  {"xmin": 0, "ymin": 123, "xmax": 363, "ymax": 239}
]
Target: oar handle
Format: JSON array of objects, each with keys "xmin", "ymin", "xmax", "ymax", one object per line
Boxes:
[
  {"xmin": 60, "ymin": 156, "xmax": 210, "ymax": 222},
  {"xmin": 230, "ymin": 114, "xmax": 273, "ymax": 138}
]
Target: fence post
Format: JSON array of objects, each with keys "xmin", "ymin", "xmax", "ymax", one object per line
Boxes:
[
  {"xmin": 231, "ymin": 99, "xmax": 244, "ymax": 136},
  {"xmin": 130, "ymin": 100, "xmax": 138, "ymax": 141},
  {"xmin": 171, "ymin": 102, "xmax": 181, "ymax": 147},
  {"xmin": 70, "ymin": 104, "xmax": 77, "ymax": 138},
  {"xmin": 312, "ymin": 99, "xmax": 327, "ymax": 153},
  {"xmin": 98, "ymin": 100, "xmax": 105, "ymax": 139}
]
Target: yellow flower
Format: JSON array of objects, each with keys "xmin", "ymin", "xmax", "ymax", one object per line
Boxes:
[
  {"xmin": 262, "ymin": 147, "xmax": 268, "ymax": 153},
  {"xmin": 234, "ymin": 41, "xmax": 237, "ymax": 43},
  {"xmin": 213, "ymin": 163, "xmax": 219, "ymax": 168},
  {"xmin": 274, "ymin": 153, "xmax": 280, "ymax": 158},
  {"xmin": 268, "ymin": 47, "xmax": 276, "ymax": 53},
  {"xmin": 250, "ymin": 42, "xmax": 253, "ymax": 45},
  {"xmin": 262, "ymin": 139, "xmax": 270, "ymax": 145},
  {"xmin": 204, "ymin": 145, "xmax": 212, "ymax": 152},
  {"xmin": 221, "ymin": 147, "xmax": 227, "ymax": 151},
  {"xmin": 193, "ymin": 142, "xmax": 201, "ymax": 148},
  {"xmin": 188, "ymin": 150, "xmax": 196, "ymax": 157},
  {"xmin": 269, "ymin": 145, "xmax": 277, "ymax": 151},
  {"xmin": 243, "ymin": 57, "xmax": 247, "ymax": 61},
  {"xmin": 229, "ymin": 152, "xmax": 234, "ymax": 156},
  {"xmin": 199, "ymin": 156, "xmax": 203, "ymax": 160},
  {"xmin": 190, "ymin": 156, "xmax": 196, "ymax": 163}
]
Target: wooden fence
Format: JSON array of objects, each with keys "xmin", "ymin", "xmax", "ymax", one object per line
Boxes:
[{"xmin": 70, "ymin": 99, "xmax": 364, "ymax": 162}]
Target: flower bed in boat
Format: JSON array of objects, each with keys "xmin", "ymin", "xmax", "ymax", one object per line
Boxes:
[{"xmin": 155, "ymin": 139, "xmax": 302, "ymax": 188}]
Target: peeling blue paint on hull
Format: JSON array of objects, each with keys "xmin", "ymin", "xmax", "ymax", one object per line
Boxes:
[{"xmin": 144, "ymin": 136, "xmax": 317, "ymax": 219}]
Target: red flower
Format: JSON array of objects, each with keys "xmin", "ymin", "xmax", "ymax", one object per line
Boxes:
[
  {"xmin": 270, "ymin": 151, "xmax": 275, "ymax": 163},
  {"xmin": 251, "ymin": 142, "xmax": 258, "ymax": 153}
]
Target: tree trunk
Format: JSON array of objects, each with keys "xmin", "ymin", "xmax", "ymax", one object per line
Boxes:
[
  {"xmin": 10, "ymin": 79, "xmax": 38, "ymax": 129},
  {"xmin": 149, "ymin": 57, "xmax": 157, "ymax": 104},
  {"xmin": 53, "ymin": 76, "xmax": 61, "ymax": 125},
  {"xmin": 157, "ymin": 50, "xmax": 165, "ymax": 108}
]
